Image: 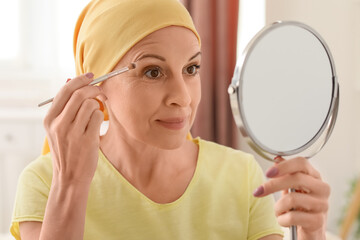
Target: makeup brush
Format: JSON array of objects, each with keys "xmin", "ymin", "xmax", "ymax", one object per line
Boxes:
[{"xmin": 38, "ymin": 63, "xmax": 136, "ymax": 107}]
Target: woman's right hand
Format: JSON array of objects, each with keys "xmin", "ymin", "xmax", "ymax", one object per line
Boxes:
[
  {"xmin": 25, "ymin": 73, "xmax": 105, "ymax": 240},
  {"xmin": 43, "ymin": 72, "xmax": 105, "ymax": 185}
]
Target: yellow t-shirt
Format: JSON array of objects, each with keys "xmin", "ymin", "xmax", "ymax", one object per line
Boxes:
[{"xmin": 11, "ymin": 138, "xmax": 283, "ymax": 240}]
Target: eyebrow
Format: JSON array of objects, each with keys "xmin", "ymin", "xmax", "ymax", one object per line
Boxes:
[
  {"xmin": 189, "ymin": 51, "xmax": 201, "ymax": 61},
  {"xmin": 136, "ymin": 54, "xmax": 166, "ymax": 62},
  {"xmin": 135, "ymin": 51, "xmax": 202, "ymax": 62}
]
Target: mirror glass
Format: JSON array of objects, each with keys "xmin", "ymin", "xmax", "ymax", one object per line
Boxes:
[{"xmin": 229, "ymin": 21, "xmax": 338, "ymax": 159}]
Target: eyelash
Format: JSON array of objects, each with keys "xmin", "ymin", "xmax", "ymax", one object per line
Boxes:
[
  {"xmin": 184, "ymin": 65, "xmax": 201, "ymax": 75},
  {"xmin": 143, "ymin": 64, "xmax": 201, "ymax": 79},
  {"xmin": 143, "ymin": 66, "xmax": 163, "ymax": 79}
]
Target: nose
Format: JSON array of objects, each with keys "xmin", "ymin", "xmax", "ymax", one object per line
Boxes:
[{"xmin": 165, "ymin": 73, "xmax": 191, "ymax": 107}]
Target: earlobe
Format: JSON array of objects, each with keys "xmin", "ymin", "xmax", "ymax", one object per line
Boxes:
[{"xmin": 96, "ymin": 92, "xmax": 107, "ymax": 102}]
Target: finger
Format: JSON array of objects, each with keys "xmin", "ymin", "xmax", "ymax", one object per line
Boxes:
[
  {"xmin": 266, "ymin": 157, "xmax": 321, "ymax": 179},
  {"xmin": 275, "ymin": 192, "xmax": 328, "ymax": 217},
  {"xmin": 85, "ymin": 109, "xmax": 104, "ymax": 136},
  {"xmin": 73, "ymin": 99, "xmax": 101, "ymax": 133},
  {"xmin": 277, "ymin": 211, "xmax": 325, "ymax": 232},
  {"xmin": 46, "ymin": 73, "xmax": 94, "ymax": 121},
  {"xmin": 254, "ymin": 173, "xmax": 330, "ymax": 198},
  {"xmin": 57, "ymin": 85, "xmax": 102, "ymax": 124},
  {"xmin": 274, "ymin": 156, "xmax": 285, "ymax": 164},
  {"xmin": 282, "ymin": 189, "xmax": 289, "ymax": 195}
]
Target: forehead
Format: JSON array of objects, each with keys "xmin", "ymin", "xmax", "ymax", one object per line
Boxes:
[{"xmin": 126, "ymin": 26, "xmax": 200, "ymax": 58}]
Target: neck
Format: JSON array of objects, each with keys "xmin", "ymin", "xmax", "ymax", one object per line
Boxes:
[{"xmin": 99, "ymin": 122, "xmax": 197, "ymax": 189}]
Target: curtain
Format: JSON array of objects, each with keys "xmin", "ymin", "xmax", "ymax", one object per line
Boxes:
[{"xmin": 181, "ymin": 0, "xmax": 239, "ymax": 149}]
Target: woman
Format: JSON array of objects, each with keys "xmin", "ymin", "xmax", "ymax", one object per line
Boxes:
[{"xmin": 11, "ymin": 0, "xmax": 329, "ymax": 239}]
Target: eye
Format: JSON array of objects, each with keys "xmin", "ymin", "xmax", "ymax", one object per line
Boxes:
[
  {"xmin": 184, "ymin": 64, "xmax": 200, "ymax": 76},
  {"xmin": 144, "ymin": 67, "xmax": 163, "ymax": 79}
]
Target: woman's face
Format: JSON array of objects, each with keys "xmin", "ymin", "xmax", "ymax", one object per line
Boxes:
[{"xmin": 101, "ymin": 26, "xmax": 201, "ymax": 149}]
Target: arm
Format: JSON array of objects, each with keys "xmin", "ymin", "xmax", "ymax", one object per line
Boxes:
[
  {"xmin": 20, "ymin": 73, "xmax": 104, "ymax": 240},
  {"xmin": 19, "ymin": 181, "xmax": 90, "ymax": 240},
  {"xmin": 19, "ymin": 181, "xmax": 90, "ymax": 239},
  {"xmin": 39, "ymin": 180, "xmax": 91, "ymax": 239},
  {"xmin": 19, "ymin": 222, "xmax": 41, "ymax": 240}
]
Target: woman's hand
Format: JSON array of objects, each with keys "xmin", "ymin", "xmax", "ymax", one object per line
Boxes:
[
  {"xmin": 253, "ymin": 157, "xmax": 330, "ymax": 240},
  {"xmin": 36, "ymin": 73, "xmax": 105, "ymax": 240},
  {"xmin": 43, "ymin": 73, "xmax": 105, "ymax": 185}
]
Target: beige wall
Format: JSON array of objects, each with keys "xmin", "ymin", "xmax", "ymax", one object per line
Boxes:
[{"xmin": 242, "ymin": 0, "xmax": 360, "ymax": 236}]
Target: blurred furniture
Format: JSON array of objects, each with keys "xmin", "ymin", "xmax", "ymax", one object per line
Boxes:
[
  {"xmin": 0, "ymin": 108, "xmax": 45, "ymax": 235},
  {"xmin": 340, "ymin": 178, "xmax": 360, "ymax": 239}
]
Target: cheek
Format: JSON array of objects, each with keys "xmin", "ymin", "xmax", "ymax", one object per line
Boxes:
[
  {"xmin": 187, "ymin": 79, "xmax": 201, "ymax": 127},
  {"xmin": 190, "ymin": 79, "xmax": 201, "ymax": 108},
  {"xmin": 108, "ymin": 84, "xmax": 163, "ymax": 124}
]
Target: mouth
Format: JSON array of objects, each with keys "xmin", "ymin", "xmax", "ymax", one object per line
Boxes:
[{"xmin": 156, "ymin": 117, "xmax": 188, "ymax": 130}]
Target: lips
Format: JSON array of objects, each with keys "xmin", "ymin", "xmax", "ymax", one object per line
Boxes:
[{"xmin": 156, "ymin": 117, "xmax": 188, "ymax": 130}]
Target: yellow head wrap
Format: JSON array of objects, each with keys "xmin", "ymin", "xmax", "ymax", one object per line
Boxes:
[
  {"xmin": 42, "ymin": 0, "xmax": 199, "ymax": 155},
  {"xmin": 74, "ymin": 0, "xmax": 200, "ymax": 79}
]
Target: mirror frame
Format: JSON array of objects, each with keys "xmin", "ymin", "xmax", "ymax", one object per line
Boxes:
[{"xmin": 228, "ymin": 21, "xmax": 339, "ymax": 161}]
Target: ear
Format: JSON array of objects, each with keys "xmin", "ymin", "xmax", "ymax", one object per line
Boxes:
[
  {"xmin": 94, "ymin": 97, "xmax": 105, "ymax": 111},
  {"xmin": 97, "ymin": 93, "xmax": 107, "ymax": 103},
  {"xmin": 95, "ymin": 94, "xmax": 109, "ymax": 121}
]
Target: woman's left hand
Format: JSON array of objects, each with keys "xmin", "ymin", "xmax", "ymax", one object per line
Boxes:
[{"xmin": 253, "ymin": 157, "xmax": 330, "ymax": 240}]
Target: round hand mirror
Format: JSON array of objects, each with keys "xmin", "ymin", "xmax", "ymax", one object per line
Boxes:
[
  {"xmin": 228, "ymin": 21, "xmax": 339, "ymax": 162},
  {"xmin": 228, "ymin": 20, "xmax": 339, "ymax": 240}
]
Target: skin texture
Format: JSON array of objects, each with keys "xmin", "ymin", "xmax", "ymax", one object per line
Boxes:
[{"xmin": 19, "ymin": 26, "xmax": 329, "ymax": 240}]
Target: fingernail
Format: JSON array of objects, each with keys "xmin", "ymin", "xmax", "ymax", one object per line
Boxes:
[
  {"xmin": 266, "ymin": 167, "xmax": 279, "ymax": 178},
  {"xmin": 66, "ymin": 78, "xmax": 72, "ymax": 83},
  {"xmin": 85, "ymin": 72, "xmax": 94, "ymax": 79},
  {"xmin": 253, "ymin": 186, "xmax": 264, "ymax": 197}
]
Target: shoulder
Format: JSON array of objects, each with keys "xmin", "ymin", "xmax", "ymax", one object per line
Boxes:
[
  {"xmin": 26, "ymin": 153, "xmax": 53, "ymax": 170},
  {"xmin": 18, "ymin": 153, "xmax": 53, "ymax": 189},
  {"xmin": 12, "ymin": 154, "xmax": 53, "ymax": 224},
  {"xmin": 196, "ymin": 137, "xmax": 257, "ymax": 169},
  {"xmin": 195, "ymin": 138, "xmax": 263, "ymax": 182}
]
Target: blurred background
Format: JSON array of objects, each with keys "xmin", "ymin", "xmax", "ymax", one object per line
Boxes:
[{"xmin": 0, "ymin": 0, "xmax": 359, "ymax": 239}]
